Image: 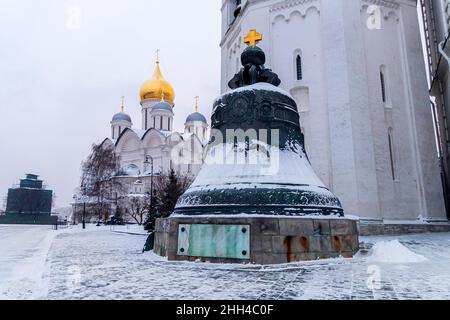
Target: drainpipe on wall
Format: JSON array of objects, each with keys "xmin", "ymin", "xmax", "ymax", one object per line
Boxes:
[
  {"xmin": 430, "ymin": 99, "xmax": 449, "ymax": 216},
  {"xmin": 436, "ymin": 31, "xmax": 450, "ymax": 219}
]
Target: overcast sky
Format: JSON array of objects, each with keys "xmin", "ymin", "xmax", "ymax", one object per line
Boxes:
[{"xmin": 0, "ymin": 0, "xmax": 222, "ymax": 208}]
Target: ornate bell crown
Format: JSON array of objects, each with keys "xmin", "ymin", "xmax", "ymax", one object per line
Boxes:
[{"xmin": 228, "ymin": 30, "xmax": 281, "ymax": 89}]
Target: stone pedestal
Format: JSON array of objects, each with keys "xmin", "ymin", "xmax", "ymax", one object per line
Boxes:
[
  {"xmin": 154, "ymin": 216, "xmax": 359, "ymax": 265},
  {"xmin": 0, "ymin": 213, "xmax": 58, "ymax": 225}
]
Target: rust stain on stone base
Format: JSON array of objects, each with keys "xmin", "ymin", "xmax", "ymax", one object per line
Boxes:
[
  {"xmin": 332, "ymin": 236, "xmax": 341, "ymax": 252},
  {"xmin": 284, "ymin": 236, "xmax": 309, "ymax": 262},
  {"xmin": 284, "ymin": 236, "xmax": 293, "ymax": 262},
  {"xmin": 300, "ymin": 236, "xmax": 309, "ymax": 251}
]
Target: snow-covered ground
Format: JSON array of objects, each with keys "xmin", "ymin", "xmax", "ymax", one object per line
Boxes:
[
  {"xmin": 1, "ymin": 224, "xmax": 450, "ymax": 300},
  {"xmin": 0, "ymin": 225, "xmax": 57, "ymax": 299}
]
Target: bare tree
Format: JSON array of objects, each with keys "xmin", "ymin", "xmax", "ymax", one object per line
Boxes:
[
  {"xmin": 79, "ymin": 143, "xmax": 123, "ymax": 223},
  {"xmin": 120, "ymin": 194, "xmax": 149, "ymax": 225},
  {"xmin": 144, "ymin": 170, "xmax": 193, "ymax": 231}
]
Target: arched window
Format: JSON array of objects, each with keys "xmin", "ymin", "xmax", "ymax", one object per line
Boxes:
[
  {"xmin": 233, "ymin": 0, "xmax": 242, "ymax": 18},
  {"xmin": 160, "ymin": 116, "xmax": 163, "ymax": 130},
  {"xmin": 228, "ymin": 0, "xmax": 242, "ymax": 26},
  {"xmin": 296, "ymin": 55, "xmax": 303, "ymax": 80},
  {"xmin": 388, "ymin": 128, "xmax": 396, "ymax": 180}
]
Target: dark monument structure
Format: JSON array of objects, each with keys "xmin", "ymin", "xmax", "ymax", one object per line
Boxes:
[
  {"xmin": 0, "ymin": 174, "xmax": 57, "ymax": 225},
  {"xmin": 154, "ymin": 30, "xmax": 359, "ymax": 264}
]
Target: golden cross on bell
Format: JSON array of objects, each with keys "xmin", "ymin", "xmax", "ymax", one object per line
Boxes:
[
  {"xmin": 155, "ymin": 49, "xmax": 160, "ymax": 63},
  {"xmin": 194, "ymin": 96, "xmax": 199, "ymax": 113},
  {"xmin": 244, "ymin": 29, "xmax": 262, "ymax": 47},
  {"xmin": 121, "ymin": 96, "xmax": 125, "ymax": 112}
]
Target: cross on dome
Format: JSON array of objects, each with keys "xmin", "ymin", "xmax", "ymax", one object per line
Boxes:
[{"xmin": 244, "ymin": 29, "xmax": 262, "ymax": 47}]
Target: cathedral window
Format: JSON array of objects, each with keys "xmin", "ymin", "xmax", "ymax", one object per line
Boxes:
[
  {"xmin": 153, "ymin": 117, "xmax": 156, "ymax": 128},
  {"xmin": 168, "ymin": 117, "xmax": 171, "ymax": 131},
  {"xmin": 160, "ymin": 116, "xmax": 163, "ymax": 130},
  {"xmin": 296, "ymin": 55, "xmax": 303, "ymax": 80}
]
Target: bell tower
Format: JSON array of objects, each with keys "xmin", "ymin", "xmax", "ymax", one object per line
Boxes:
[{"xmin": 220, "ymin": 0, "xmax": 447, "ymax": 222}]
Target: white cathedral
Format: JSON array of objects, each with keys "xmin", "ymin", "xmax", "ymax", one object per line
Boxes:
[
  {"xmin": 101, "ymin": 57, "xmax": 209, "ymax": 194},
  {"xmin": 220, "ymin": 0, "xmax": 448, "ymax": 222}
]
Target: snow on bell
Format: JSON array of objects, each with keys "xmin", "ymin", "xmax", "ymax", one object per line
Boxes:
[{"xmin": 174, "ymin": 34, "xmax": 344, "ymax": 217}]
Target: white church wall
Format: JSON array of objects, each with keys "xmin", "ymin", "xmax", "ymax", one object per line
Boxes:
[
  {"xmin": 361, "ymin": 4, "xmax": 421, "ymax": 219},
  {"xmin": 115, "ymin": 131, "xmax": 145, "ymax": 173},
  {"xmin": 319, "ymin": 0, "xmax": 381, "ymax": 219},
  {"xmin": 271, "ymin": 3, "xmax": 332, "ymax": 188}
]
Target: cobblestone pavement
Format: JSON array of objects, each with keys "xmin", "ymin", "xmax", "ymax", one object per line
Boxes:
[{"xmin": 44, "ymin": 228, "xmax": 450, "ymax": 300}]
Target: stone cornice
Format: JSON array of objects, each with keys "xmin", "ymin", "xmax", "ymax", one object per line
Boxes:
[
  {"xmin": 361, "ymin": 0, "xmax": 400, "ymax": 10},
  {"xmin": 269, "ymin": 0, "xmax": 318, "ymax": 12}
]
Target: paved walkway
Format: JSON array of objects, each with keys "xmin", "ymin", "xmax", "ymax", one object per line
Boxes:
[{"xmin": 42, "ymin": 229, "xmax": 450, "ymax": 300}]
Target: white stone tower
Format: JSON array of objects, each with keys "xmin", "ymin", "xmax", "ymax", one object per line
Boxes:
[
  {"xmin": 221, "ymin": 0, "xmax": 446, "ymax": 221},
  {"xmin": 111, "ymin": 96, "xmax": 132, "ymax": 140}
]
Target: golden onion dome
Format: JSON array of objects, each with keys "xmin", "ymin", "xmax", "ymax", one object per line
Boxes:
[{"xmin": 139, "ymin": 60, "xmax": 175, "ymax": 104}]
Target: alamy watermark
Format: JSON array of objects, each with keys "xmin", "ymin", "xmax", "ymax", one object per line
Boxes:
[
  {"xmin": 66, "ymin": 5, "xmax": 82, "ymax": 30},
  {"xmin": 367, "ymin": 5, "xmax": 382, "ymax": 30},
  {"xmin": 366, "ymin": 265, "xmax": 382, "ymax": 291},
  {"xmin": 66, "ymin": 265, "xmax": 82, "ymax": 294},
  {"xmin": 169, "ymin": 128, "xmax": 282, "ymax": 176}
]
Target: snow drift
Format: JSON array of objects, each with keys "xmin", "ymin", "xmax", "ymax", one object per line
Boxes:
[{"xmin": 367, "ymin": 240, "xmax": 428, "ymax": 263}]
